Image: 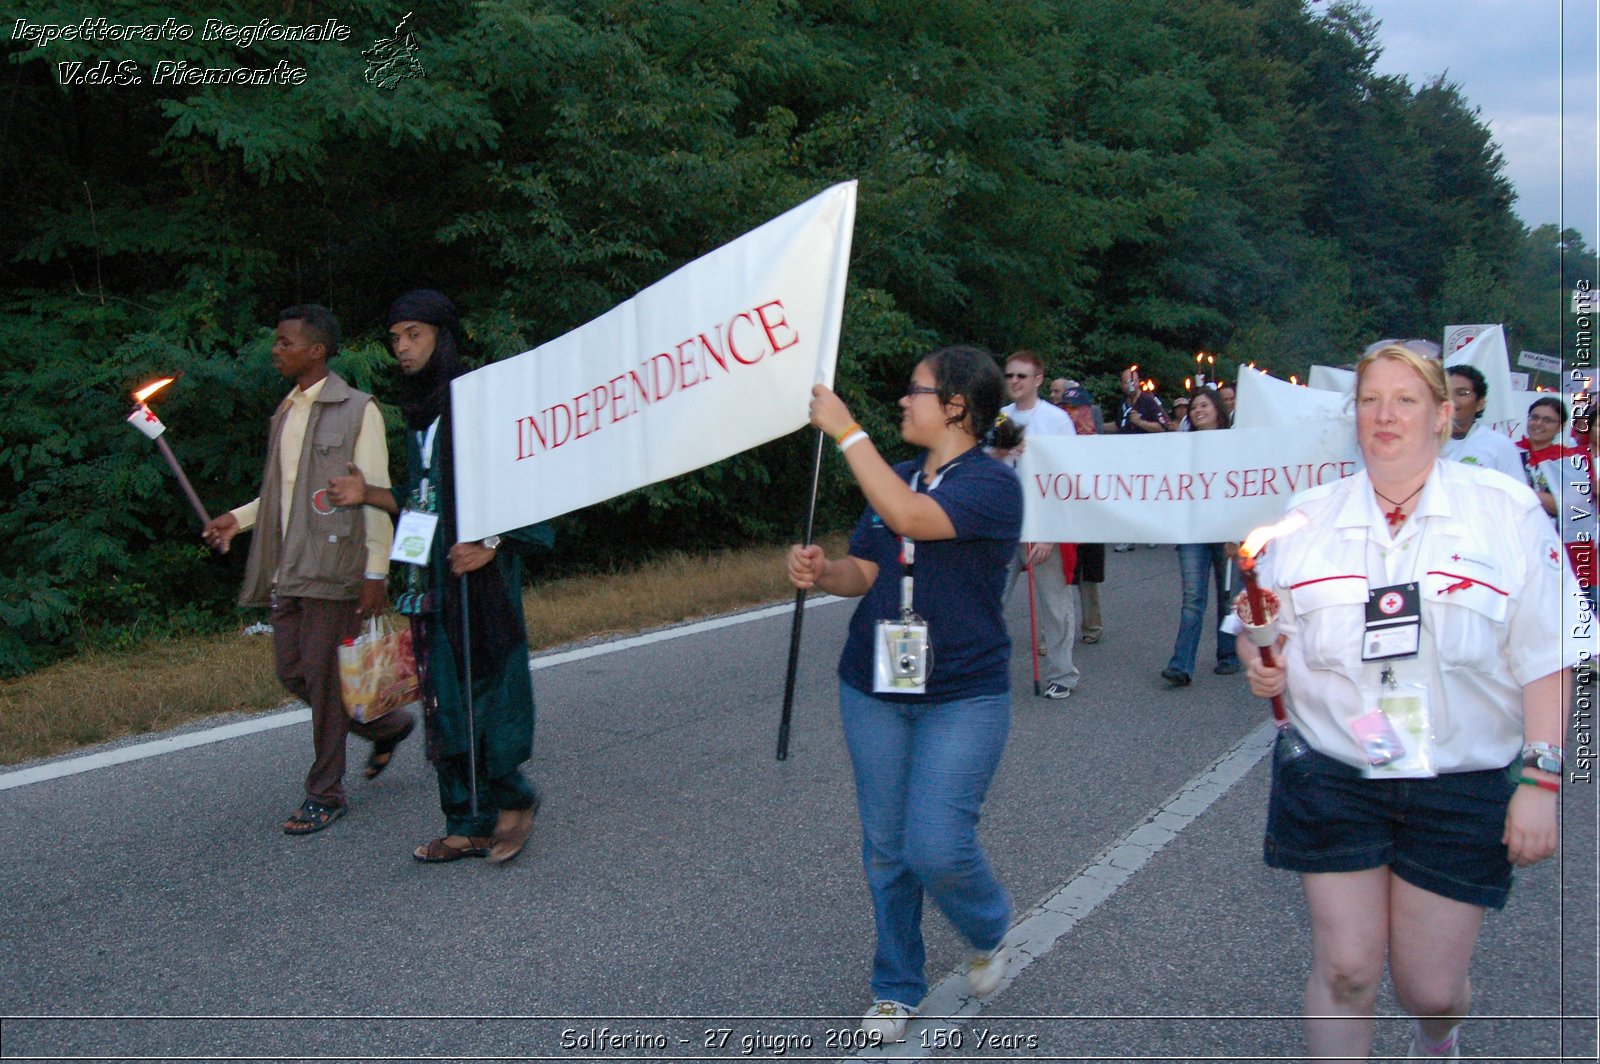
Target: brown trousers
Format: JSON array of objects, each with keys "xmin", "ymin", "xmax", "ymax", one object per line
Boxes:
[{"xmin": 272, "ymin": 595, "xmax": 412, "ymax": 806}]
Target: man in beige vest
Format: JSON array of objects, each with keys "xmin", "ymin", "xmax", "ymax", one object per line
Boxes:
[{"xmin": 203, "ymin": 305, "xmax": 414, "ymax": 834}]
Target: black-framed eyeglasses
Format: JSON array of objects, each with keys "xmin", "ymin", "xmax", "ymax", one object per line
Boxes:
[{"xmin": 904, "ymin": 384, "xmax": 941, "ymax": 398}]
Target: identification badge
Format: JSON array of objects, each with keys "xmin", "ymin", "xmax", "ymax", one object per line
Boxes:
[
  {"xmin": 1361, "ymin": 582, "xmax": 1420, "ymax": 661},
  {"xmin": 1353, "ymin": 678, "xmax": 1435, "ymax": 778},
  {"xmin": 874, "ymin": 617, "xmax": 932, "ymax": 694},
  {"xmin": 390, "ymin": 509, "xmax": 438, "ymax": 566}
]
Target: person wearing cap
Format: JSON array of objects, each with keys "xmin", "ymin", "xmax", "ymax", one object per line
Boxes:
[
  {"xmin": 1055, "ymin": 378, "xmax": 1105, "ymax": 433},
  {"xmin": 1168, "ymin": 394, "xmax": 1192, "ymax": 431},
  {"xmin": 203, "ymin": 304, "xmax": 413, "ymax": 835},
  {"xmin": 330, "ymin": 290, "xmax": 553, "ymax": 864},
  {"xmin": 1440, "ymin": 365, "xmax": 1525, "ymax": 480}
]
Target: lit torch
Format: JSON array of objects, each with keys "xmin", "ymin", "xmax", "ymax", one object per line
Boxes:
[
  {"xmin": 1232, "ymin": 513, "xmax": 1308, "ymax": 727},
  {"xmin": 127, "ymin": 376, "xmax": 213, "ymax": 529}
]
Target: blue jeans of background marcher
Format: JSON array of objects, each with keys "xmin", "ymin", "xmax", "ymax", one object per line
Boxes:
[
  {"xmin": 839, "ymin": 681, "xmax": 1013, "ymax": 1006},
  {"xmin": 1166, "ymin": 542, "xmax": 1238, "ymax": 679}
]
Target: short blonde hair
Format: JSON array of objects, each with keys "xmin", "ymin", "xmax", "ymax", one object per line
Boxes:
[{"xmin": 1354, "ymin": 343, "xmax": 1451, "ymax": 443}]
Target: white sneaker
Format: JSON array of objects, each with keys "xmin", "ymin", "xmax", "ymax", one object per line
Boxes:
[
  {"xmin": 967, "ymin": 944, "xmax": 1010, "ymax": 996},
  {"xmin": 860, "ymin": 1000, "xmax": 915, "ymax": 1043},
  {"xmin": 1406, "ymin": 1022, "xmax": 1461, "ymax": 1058}
]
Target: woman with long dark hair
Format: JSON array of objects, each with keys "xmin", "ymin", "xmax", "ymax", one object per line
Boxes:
[
  {"xmin": 1161, "ymin": 388, "xmax": 1240, "ymax": 687},
  {"xmin": 786, "ymin": 346, "xmax": 1021, "ymax": 1043}
]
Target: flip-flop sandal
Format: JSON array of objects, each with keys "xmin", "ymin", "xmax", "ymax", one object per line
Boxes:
[
  {"xmin": 364, "ymin": 716, "xmax": 416, "ymax": 780},
  {"xmin": 283, "ymin": 799, "xmax": 346, "ymax": 835},
  {"xmin": 413, "ymin": 836, "xmax": 491, "ymax": 862}
]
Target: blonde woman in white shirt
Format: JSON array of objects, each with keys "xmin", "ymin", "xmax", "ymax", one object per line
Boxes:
[{"xmin": 1239, "ymin": 344, "xmax": 1579, "ymax": 1061}]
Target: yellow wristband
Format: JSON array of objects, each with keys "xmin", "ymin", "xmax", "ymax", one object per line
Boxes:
[{"xmin": 833, "ymin": 421, "xmax": 862, "ymax": 445}]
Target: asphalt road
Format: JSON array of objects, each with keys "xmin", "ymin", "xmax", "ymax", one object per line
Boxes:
[{"xmin": 1, "ymin": 546, "xmax": 1594, "ymax": 1063}]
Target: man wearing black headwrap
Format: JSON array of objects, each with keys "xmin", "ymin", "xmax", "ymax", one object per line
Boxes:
[{"xmin": 331, "ymin": 289, "xmax": 553, "ymax": 863}]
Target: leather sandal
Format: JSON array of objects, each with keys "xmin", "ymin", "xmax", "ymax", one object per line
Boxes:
[
  {"xmin": 489, "ymin": 800, "xmax": 538, "ymax": 864},
  {"xmin": 283, "ymin": 799, "xmax": 346, "ymax": 835},
  {"xmin": 412, "ymin": 835, "xmax": 491, "ymax": 862},
  {"xmin": 364, "ymin": 715, "xmax": 416, "ymax": 780}
]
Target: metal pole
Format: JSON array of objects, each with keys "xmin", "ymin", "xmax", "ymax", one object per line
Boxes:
[
  {"xmin": 777, "ymin": 428, "xmax": 827, "ymax": 761},
  {"xmin": 459, "ymin": 573, "xmax": 479, "ymax": 817}
]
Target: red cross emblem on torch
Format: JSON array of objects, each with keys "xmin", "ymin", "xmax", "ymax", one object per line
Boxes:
[{"xmin": 126, "ymin": 376, "xmax": 214, "ymax": 533}]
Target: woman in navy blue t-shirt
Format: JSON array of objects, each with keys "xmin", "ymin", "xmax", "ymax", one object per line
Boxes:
[{"xmin": 786, "ymin": 346, "xmax": 1022, "ymax": 1043}]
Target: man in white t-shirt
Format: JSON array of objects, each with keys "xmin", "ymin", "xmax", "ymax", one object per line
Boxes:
[
  {"xmin": 1440, "ymin": 364, "xmax": 1525, "ymax": 480},
  {"xmin": 994, "ymin": 350, "xmax": 1079, "ymax": 699}
]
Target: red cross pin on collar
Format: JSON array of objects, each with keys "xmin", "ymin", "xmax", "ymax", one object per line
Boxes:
[
  {"xmin": 1551, "ymin": 547, "xmax": 1560, "ymax": 564},
  {"xmin": 1450, "ymin": 553, "xmax": 1461, "ymax": 561}
]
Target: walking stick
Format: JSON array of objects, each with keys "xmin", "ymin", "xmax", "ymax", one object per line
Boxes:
[
  {"xmin": 459, "ymin": 572, "xmax": 479, "ymax": 818},
  {"xmin": 777, "ymin": 428, "xmax": 827, "ymax": 761},
  {"xmin": 1026, "ymin": 553, "xmax": 1041, "ymax": 696}
]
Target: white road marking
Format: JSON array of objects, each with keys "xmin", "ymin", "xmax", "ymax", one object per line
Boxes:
[
  {"xmin": 858, "ymin": 720, "xmax": 1278, "ymax": 1060},
  {"xmin": 0, "ymin": 595, "xmax": 844, "ymax": 793}
]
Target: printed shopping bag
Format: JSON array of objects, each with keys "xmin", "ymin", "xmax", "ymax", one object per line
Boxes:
[{"xmin": 338, "ymin": 617, "xmax": 420, "ymax": 723}]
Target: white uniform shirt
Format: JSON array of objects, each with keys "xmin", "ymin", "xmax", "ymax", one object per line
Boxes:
[
  {"xmin": 1000, "ymin": 399, "xmax": 1074, "ymax": 438},
  {"xmin": 1256, "ymin": 461, "xmax": 1588, "ymax": 773},
  {"xmin": 999, "ymin": 400, "xmax": 1073, "ymax": 546},
  {"xmin": 1524, "ymin": 445, "xmax": 1597, "ymax": 547},
  {"xmin": 1441, "ymin": 423, "xmax": 1526, "ymax": 480}
]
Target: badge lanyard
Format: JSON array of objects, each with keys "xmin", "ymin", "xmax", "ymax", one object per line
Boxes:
[
  {"xmin": 390, "ymin": 418, "xmax": 441, "ymax": 567},
  {"xmin": 1352, "ymin": 500, "xmax": 1436, "ymax": 778},
  {"xmin": 872, "ymin": 461, "xmax": 958, "ymax": 694}
]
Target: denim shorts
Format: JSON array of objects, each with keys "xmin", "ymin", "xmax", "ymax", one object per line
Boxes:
[{"xmin": 1264, "ymin": 745, "xmax": 1516, "ymax": 909}]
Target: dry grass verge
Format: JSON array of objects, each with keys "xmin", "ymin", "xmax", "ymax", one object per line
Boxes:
[{"xmin": 0, "ymin": 536, "xmax": 847, "ymax": 766}]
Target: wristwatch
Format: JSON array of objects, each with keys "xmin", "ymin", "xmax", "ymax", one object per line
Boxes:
[
  {"xmin": 481, "ymin": 535, "xmax": 501, "ymax": 550},
  {"xmin": 1521, "ymin": 742, "xmax": 1564, "ymax": 775}
]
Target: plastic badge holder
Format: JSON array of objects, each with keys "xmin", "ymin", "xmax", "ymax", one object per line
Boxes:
[
  {"xmin": 1354, "ymin": 682, "xmax": 1436, "ymax": 779},
  {"xmin": 874, "ymin": 616, "xmax": 931, "ymax": 694}
]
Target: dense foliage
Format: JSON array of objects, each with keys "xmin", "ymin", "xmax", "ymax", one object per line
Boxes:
[{"xmin": 1, "ymin": 0, "xmax": 1590, "ymax": 673}]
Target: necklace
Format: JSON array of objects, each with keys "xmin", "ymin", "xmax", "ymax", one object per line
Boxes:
[{"xmin": 1372, "ymin": 482, "xmax": 1425, "ymax": 529}]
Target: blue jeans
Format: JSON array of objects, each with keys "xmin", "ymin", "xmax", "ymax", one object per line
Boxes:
[
  {"xmin": 1166, "ymin": 542, "xmax": 1238, "ymax": 678},
  {"xmin": 839, "ymin": 681, "xmax": 1013, "ymax": 1005}
]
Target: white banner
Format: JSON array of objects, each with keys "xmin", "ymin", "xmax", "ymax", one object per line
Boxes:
[
  {"xmin": 450, "ymin": 182, "xmax": 857, "ymax": 540},
  {"xmin": 1445, "ymin": 325, "xmax": 1516, "ymax": 425},
  {"xmin": 1444, "ymin": 322, "xmax": 1495, "ymax": 355},
  {"xmin": 1017, "ymin": 419, "xmax": 1360, "ymax": 543}
]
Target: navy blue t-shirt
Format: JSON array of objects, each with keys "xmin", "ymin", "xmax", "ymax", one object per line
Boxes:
[{"xmin": 837, "ymin": 447, "xmax": 1023, "ymax": 701}]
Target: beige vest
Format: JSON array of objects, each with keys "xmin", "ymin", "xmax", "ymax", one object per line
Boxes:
[{"xmin": 239, "ymin": 372, "xmax": 374, "ymax": 605}]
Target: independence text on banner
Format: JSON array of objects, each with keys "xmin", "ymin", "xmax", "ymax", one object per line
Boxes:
[{"xmin": 450, "ymin": 181, "xmax": 857, "ymax": 540}]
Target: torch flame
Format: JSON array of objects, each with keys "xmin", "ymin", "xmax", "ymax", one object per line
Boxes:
[
  {"xmin": 1239, "ymin": 512, "xmax": 1310, "ymax": 561},
  {"xmin": 134, "ymin": 377, "xmax": 175, "ymax": 403}
]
